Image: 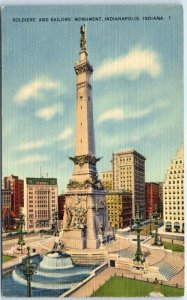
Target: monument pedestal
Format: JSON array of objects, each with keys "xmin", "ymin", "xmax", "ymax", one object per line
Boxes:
[
  {"xmin": 62, "ymin": 191, "xmax": 108, "ymax": 250},
  {"xmin": 86, "ymin": 237, "xmax": 100, "ymax": 249},
  {"xmin": 63, "ymin": 229, "xmax": 86, "ymax": 250}
]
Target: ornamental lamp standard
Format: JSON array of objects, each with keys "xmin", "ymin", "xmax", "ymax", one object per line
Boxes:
[
  {"xmin": 132, "ymin": 204, "xmax": 145, "ymax": 264},
  {"xmin": 17, "ymin": 208, "xmax": 25, "ymax": 253},
  {"xmin": 152, "ymin": 204, "xmax": 162, "ymax": 247},
  {"xmin": 149, "ymin": 213, "xmax": 153, "ymax": 236},
  {"xmin": 21, "ymin": 246, "xmax": 36, "ymax": 297}
]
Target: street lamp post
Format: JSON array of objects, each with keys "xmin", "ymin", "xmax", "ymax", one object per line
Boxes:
[
  {"xmin": 17, "ymin": 208, "xmax": 25, "ymax": 253},
  {"xmin": 22, "ymin": 246, "xmax": 36, "ymax": 297},
  {"xmin": 132, "ymin": 205, "xmax": 145, "ymax": 264},
  {"xmin": 149, "ymin": 223, "xmax": 152, "ymax": 236},
  {"xmin": 149, "ymin": 213, "xmax": 153, "ymax": 236},
  {"xmin": 152, "ymin": 205, "xmax": 162, "ymax": 247}
]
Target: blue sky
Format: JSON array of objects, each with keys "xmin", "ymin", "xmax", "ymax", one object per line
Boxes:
[{"xmin": 2, "ymin": 5, "xmax": 183, "ymax": 193}]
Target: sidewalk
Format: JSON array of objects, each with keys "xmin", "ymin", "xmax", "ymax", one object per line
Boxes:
[{"xmin": 2, "ymin": 257, "xmax": 21, "ymax": 271}]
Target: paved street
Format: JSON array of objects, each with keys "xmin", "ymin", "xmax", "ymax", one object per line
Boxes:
[{"xmin": 2, "ymin": 234, "xmax": 54, "ymax": 254}]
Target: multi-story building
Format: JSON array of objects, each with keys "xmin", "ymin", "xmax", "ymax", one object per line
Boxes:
[
  {"xmin": 145, "ymin": 182, "xmax": 160, "ymax": 219},
  {"xmin": 11, "ymin": 180, "xmax": 24, "ymax": 216},
  {"xmin": 1, "ymin": 189, "xmax": 12, "ymax": 208},
  {"xmin": 4, "ymin": 175, "xmax": 18, "ymax": 190},
  {"xmin": 158, "ymin": 182, "xmax": 163, "ymax": 218},
  {"xmin": 25, "ymin": 178, "xmax": 58, "ymax": 232},
  {"xmin": 58, "ymin": 194, "xmax": 66, "ymax": 221},
  {"xmin": 1, "ymin": 177, "xmax": 5, "ymax": 189},
  {"xmin": 112, "ymin": 149, "xmax": 146, "ymax": 219},
  {"xmin": 106, "ymin": 190, "xmax": 132, "ymax": 229},
  {"xmin": 2, "ymin": 208, "xmax": 17, "ymax": 231},
  {"xmin": 163, "ymin": 145, "xmax": 184, "ymax": 233},
  {"xmin": 100, "ymin": 171, "xmax": 112, "ymax": 190},
  {"xmin": 3, "ymin": 175, "xmax": 24, "ymax": 216}
]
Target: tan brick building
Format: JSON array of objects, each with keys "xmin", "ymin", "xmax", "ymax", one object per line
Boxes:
[
  {"xmin": 112, "ymin": 149, "xmax": 146, "ymax": 219},
  {"xmin": 106, "ymin": 190, "xmax": 132, "ymax": 229},
  {"xmin": 25, "ymin": 178, "xmax": 58, "ymax": 232}
]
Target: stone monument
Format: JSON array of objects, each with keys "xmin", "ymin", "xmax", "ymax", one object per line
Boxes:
[{"xmin": 62, "ymin": 25, "xmax": 108, "ymax": 249}]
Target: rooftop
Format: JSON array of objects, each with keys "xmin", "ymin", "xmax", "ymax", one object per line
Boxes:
[
  {"xmin": 26, "ymin": 178, "xmax": 57, "ymax": 185},
  {"xmin": 113, "ymin": 149, "xmax": 146, "ymax": 160}
]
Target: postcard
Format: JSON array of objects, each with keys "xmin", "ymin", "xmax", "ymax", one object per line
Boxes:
[{"xmin": 1, "ymin": 5, "xmax": 184, "ymax": 297}]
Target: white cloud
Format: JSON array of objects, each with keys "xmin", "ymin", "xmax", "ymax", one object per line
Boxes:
[
  {"xmin": 125, "ymin": 107, "xmax": 153, "ymax": 119},
  {"xmin": 97, "ymin": 108, "xmax": 124, "ymax": 124},
  {"xmin": 35, "ymin": 104, "xmax": 62, "ymax": 121},
  {"xmin": 18, "ymin": 154, "xmax": 49, "ymax": 164},
  {"xmin": 97, "ymin": 101, "xmax": 168, "ymax": 124},
  {"xmin": 126, "ymin": 101, "xmax": 169, "ymax": 119},
  {"xmin": 18, "ymin": 140, "xmax": 46, "ymax": 151},
  {"xmin": 15, "ymin": 78, "xmax": 60, "ymax": 103},
  {"xmin": 58, "ymin": 128, "xmax": 73, "ymax": 141},
  {"xmin": 94, "ymin": 45, "xmax": 161, "ymax": 81},
  {"xmin": 16, "ymin": 127, "xmax": 72, "ymax": 154}
]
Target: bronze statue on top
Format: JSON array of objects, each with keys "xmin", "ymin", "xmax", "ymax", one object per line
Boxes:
[{"xmin": 80, "ymin": 24, "xmax": 86, "ymax": 51}]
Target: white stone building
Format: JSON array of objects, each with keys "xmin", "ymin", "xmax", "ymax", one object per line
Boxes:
[
  {"xmin": 112, "ymin": 149, "xmax": 146, "ymax": 219},
  {"xmin": 163, "ymin": 145, "xmax": 184, "ymax": 233},
  {"xmin": 25, "ymin": 178, "xmax": 58, "ymax": 232}
]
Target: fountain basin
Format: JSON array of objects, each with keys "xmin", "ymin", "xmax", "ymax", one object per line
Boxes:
[
  {"xmin": 2, "ymin": 254, "xmax": 97, "ymax": 297},
  {"xmin": 39, "ymin": 252, "xmax": 73, "ymax": 269}
]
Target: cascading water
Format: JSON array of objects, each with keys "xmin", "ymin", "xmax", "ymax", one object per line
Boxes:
[{"xmin": 39, "ymin": 252, "xmax": 73, "ymax": 269}]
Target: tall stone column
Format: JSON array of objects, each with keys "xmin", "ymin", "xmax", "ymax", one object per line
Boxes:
[{"xmin": 62, "ymin": 25, "xmax": 108, "ymax": 249}]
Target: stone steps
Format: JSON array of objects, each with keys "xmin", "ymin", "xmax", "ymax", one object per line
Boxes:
[
  {"xmin": 153, "ymin": 252, "xmax": 184, "ymax": 280},
  {"xmin": 115, "ymin": 260, "xmax": 133, "ymax": 269},
  {"xmin": 107, "ymin": 239, "xmax": 131, "ymax": 253},
  {"xmin": 146, "ymin": 249, "xmax": 166, "ymax": 265},
  {"xmin": 70, "ymin": 253, "xmax": 105, "ymax": 265}
]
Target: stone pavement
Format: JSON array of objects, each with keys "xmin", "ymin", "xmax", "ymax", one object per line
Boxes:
[
  {"xmin": 2, "ymin": 235, "xmax": 55, "ymax": 255},
  {"xmin": 169, "ymin": 268, "xmax": 184, "ymax": 287},
  {"xmin": 2, "ymin": 256, "xmax": 21, "ymax": 271}
]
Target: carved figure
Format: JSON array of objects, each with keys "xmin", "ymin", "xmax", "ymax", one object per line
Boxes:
[
  {"xmin": 69, "ymin": 155, "xmax": 101, "ymax": 168},
  {"xmin": 96, "ymin": 198, "xmax": 106, "ymax": 210},
  {"xmin": 65, "ymin": 204, "xmax": 72, "ymax": 228},
  {"xmin": 80, "ymin": 24, "xmax": 86, "ymax": 50},
  {"xmin": 65, "ymin": 204, "xmax": 87, "ymax": 229}
]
